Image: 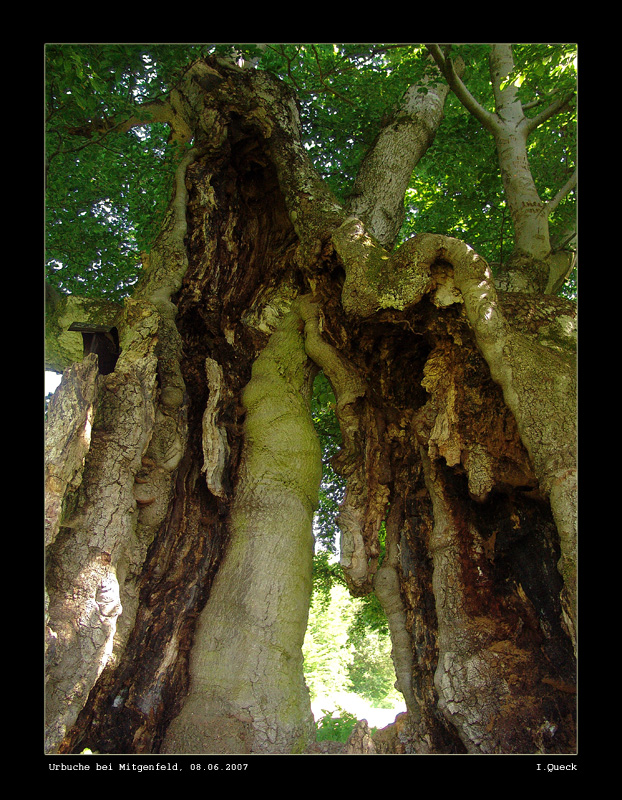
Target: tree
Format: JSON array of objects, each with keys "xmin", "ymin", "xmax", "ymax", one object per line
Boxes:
[{"xmin": 45, "ymin": 43, "xmax": 577, "ymax": 755}]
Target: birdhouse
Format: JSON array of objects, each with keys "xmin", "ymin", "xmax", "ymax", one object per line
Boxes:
[{"xmin": 68, "ymin": 322, "xmax": 120, "ymax": 375}]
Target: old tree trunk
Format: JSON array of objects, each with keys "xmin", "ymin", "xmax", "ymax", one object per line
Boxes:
[{"xmin": 45, "ymin": 56, "xmax": 577, "ymax": 756}]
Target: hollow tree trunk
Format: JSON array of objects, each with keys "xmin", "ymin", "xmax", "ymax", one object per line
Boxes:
[
  {"xmin": 46, "ymin": 56, "xmax": 576, "ymax": 755},
  {"xmin": 329, "ymin": 229, "xmax": 576, "ymax": 753}
]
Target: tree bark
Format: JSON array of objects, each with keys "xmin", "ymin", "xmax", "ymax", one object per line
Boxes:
[
  {"xmin": 46, "ymin": 54, "xmax": 576, "ymax": 755},
  {"xmin": 488, "ymin": 45, "xmax": 551, "ymax": 291},
  {"xmin": 346, "ymin": 56, "xmax": 462, "ymax": 250},
  {"xmin": 162, "ymin": 300, "xmax": 322, "ymax": 754}
]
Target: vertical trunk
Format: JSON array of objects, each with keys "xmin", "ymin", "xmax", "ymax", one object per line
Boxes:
[
  {"xmin": 488, "ymin": 45, "xmax": 551, "ymax": 291},
  {"xmin": 162, "ymin": 304, "xmax": 322, "ymax": 754},
  {"xmin": 495, "ymin": 129, "xmax": 550, "ymax": 260}
]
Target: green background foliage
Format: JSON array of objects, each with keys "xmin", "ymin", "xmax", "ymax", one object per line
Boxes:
[
  {"xmin": 311, "ymin": 372, "xmax": 344, "ymax": 555},
  {"xmin": 314, "ymin": 708, "xmax": 359, "ymax": 743},
  {"xmin": 303, "ymin": 582, "xmax": 403, "ymax": 710}
]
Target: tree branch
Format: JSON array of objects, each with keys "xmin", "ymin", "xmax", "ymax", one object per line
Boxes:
[
  {"xmin": 523, "ymin": 90, "xmax": 575, "ymax": 136},
  {"xmin": 345, "ymin": 54, "xmax": 463, "ymax": 249},
  {"xmin": 546, "ymin": 169, "xmax": 577, "ymax": 217},
  {"xmin": 426, "ymin": 44, "xmax": 499, "ymax": 134},
  {"xmin": 66, "ymin": 97, "xmax": 175, "ymax": 141}
]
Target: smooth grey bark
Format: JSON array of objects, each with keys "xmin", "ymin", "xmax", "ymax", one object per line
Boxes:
[
  {"xmin": 373, "ymin": 499, "xmax": 417, "ymax": 714},
  {"xmin": 427, "ymin": 43, "xmax": 576, "ymax": 294},
  {"xmin": 162, "ymin": 293, "xmax": 374, "ymax": 754}
]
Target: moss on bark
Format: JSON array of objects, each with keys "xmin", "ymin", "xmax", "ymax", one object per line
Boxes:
[{"xmin": 163, "ymin": 303, "xmax": 322, "ymax": 754}]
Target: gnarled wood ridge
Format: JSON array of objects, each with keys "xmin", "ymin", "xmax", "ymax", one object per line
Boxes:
[{"xmin": 45, "ymin": 55, "xmax": 577, "ymax": 755}]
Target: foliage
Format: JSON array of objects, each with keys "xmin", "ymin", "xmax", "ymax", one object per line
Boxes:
[
  {"xmin": 347, "ymin": 619, "xmax": 399, "ymax": 706},
  {"xmin": 314, "ymin": 707, "xmax": 359, "ymax": 743},
  {"xmin": 45, "ymin": 43, "xmax": 576, "ymax": 303},
  {"xmin": 303, "ymin": 581, "xmax": 402, "ymax": 710},
  {"xmin": 45, "ymin": 44, "xmax": 578, "ymax": 755},
  {"xmin": 45, "ymin": 45, "xmax": 201, "ymax": 300},
  {"xmin": 309, "ymin": 372, "xmax": 398, "ymax": 706},
  {"xmin": 311, "ymin": 372, "xmax": 344, "ymax": 555},
  {"xmin": 311, "ymin": 549, "xmax": 345, "ymax": 604},
  {"xmin": 401, "ymin": 107, "xmax": 511, "ymax": 260},
  {"xmin": 45, "ymin": 124, "xmax": 177, "ymax": 300},
  {"xmin": 304, "ymin": 583, "xmax": 353, "ymax": 700}
]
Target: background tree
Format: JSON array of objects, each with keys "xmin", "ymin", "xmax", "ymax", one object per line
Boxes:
[
  {"xmin": 427, "ymin": 43, "xmax": 576, "ymax": 294},
  {"xmin": 45, "ymin": 43, "xmax": 577, "ymax": 756},
  {"xmin": 303, "ymin": 579, "xmax": 402, "ymax": 709}
]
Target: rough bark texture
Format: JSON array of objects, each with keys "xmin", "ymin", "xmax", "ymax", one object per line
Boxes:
[
  {"xmin": 46, "ymin": 55, "xmax": 576, "ymax": 756},
  {"xmin": 45, "ymin": 348, "xmax": 159, "ymax": 752},
  {"xmin": 346, "ymin": 57, "xmax": 460, "ymax": 250},
  {"xmin": 325, "ymin": 230, "xmax": 577, "ymax": 753}
]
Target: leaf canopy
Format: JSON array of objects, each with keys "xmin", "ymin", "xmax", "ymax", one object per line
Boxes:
[
  {"xmin": 45, "ymin": 42, "xmax": 576, "ymax": 302},
  {"xmin": 45, "ymin": 44, "xmax": 205, "ymax": 299}
]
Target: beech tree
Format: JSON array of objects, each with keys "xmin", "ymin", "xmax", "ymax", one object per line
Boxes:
[{"xmin": 44, "ymin": 43, "xmax": 577, "ymax": 756}]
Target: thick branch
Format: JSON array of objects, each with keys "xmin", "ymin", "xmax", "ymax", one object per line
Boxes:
[{"xmin": 346, "ymin": 56, "xmax": 461, "ymax": 249}]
